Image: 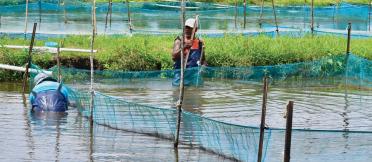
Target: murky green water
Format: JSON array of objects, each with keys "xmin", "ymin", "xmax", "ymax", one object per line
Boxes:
[
  {"xmin": 0, "ymin": 82, "xmax": 231, "ymax": 162},
  {"xmin": 0, "ymin": 77, "xmax": 371, "ymax": 161}
]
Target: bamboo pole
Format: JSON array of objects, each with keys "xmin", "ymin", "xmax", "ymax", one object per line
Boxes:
[
  {"xmin": 259, "ymin": 0, "xmax": 264, "ymax": 28},
  {"xmin": 368, "ymin": 0, "xmax": 371, "ymax": 31},
  {"xmin": 257, "ymin": 77, "xmax": 269, "ymax": 162},
  {"xmin": 63, "ymin": 0, "xmax": 67, "ymax": 24},
  {"xmin": 22, "ymin": 23, "xmax": 37, "ymax": 95},
  {"xmin": 38, "ymin": 0, "xmax": 42, "ymax": 30},
  {"xmin": 0, "ymin": 64, "xmax": 52, "ymax": 75},
  {"xmin": 283, "ymin": 101, "xmax": 294, "ymax": 162},
  {"xmin": 24, "ymin": 0, "xmax": 29, "ymax": 39},
  {"xmin": 57, "ymin": 42, "xmax": 62, "ymax": 83},
  {"xmin": 90, "ymin": 0, "xmax": 97, "ymax": 127},
  {"xmin": 126, "ymin": 0, "xmax": 133, "ymax": 33},
  {"xmin": 243, "ymin": 0, "xmax": 247, "ymax": 29},
  {"xmin": 346, "ymin": 23, "xmax": 351, "ymax": 55},
  {"xmin": 303, "ymin": 0, "xmax": 306, "ymax": 29},
  {"xmin": 271, "ymin": 0, "xmax": 279, "ymax": 36},
  {"xmin": 310, "ymin": 0, "xmax": 314, "ymax": 35},
  {"xmin": 109, "ymin": 0, "xmax": 113, "ymax": 28},
  {"xmin": 234, "ymin": 0, "xmax": 237, "ymax": 29},
  {"xmin": 105, "ymin": 0, "xmax": 111, "ymax": 32},
  {"xmin": 174, "ymin": 0, "xmax": 186, "ymax": 148}
]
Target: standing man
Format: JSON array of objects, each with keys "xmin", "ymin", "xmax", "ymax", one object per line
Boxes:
[{"xmin": 172, "ymin": 18, "xmax": 206, "ymax": 86}]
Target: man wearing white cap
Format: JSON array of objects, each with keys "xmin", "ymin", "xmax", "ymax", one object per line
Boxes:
[{"xmin": 171, "ymin": 18, "xmax": 206, "ymax": 86}]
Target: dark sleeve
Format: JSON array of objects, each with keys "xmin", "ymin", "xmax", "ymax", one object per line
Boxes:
[{"xmin": 172, "ymin": 38, "xmax": 182, "ymax": 61}]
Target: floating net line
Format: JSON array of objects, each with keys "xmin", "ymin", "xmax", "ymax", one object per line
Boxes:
[
  {"xmin": 48, "ymin": 53, "xmax": 371, "ymax": 88},
  {"xmin": 24, "ymin": 53, "xmax": 370, "ymax": 161}
]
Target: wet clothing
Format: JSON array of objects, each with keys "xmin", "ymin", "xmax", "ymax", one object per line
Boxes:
[
  {"xmin": 172, "ymin": 37, "xmax": 205, "ymax": 86},
  {"xmin": 30, "ymin": 81, "xmax": 69, "ymax": 112}
]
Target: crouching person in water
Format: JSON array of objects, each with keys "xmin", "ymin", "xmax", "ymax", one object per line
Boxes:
[
  {"xmin": 172, "ymin": 18, "xmax": 207, "ymax": 86},
  {"xmin": 29, "ymin": 73, "xmax": 69, "ymax": 112}
]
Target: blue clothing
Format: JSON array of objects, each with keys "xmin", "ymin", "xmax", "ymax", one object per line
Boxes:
[
  {"xmin": 29, "ymin": 81, "xmax": 69, "ymax": 112},
  {"xmin": 173, "ymin": 38, "xmax": 204, "ymax": 86}
]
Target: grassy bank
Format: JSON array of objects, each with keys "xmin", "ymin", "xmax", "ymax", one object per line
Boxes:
[
  {"xmin": 0, "ymin": 34, "xmax": 371, "ymax": 81},
  {"xmin": 0, "ymin": 0, "xmax": 370, "ymax": 6}
]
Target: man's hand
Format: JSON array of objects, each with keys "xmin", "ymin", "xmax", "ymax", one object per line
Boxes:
[{"xmin": 184, "ymin": 39, "xmax": 193, "ymax": 48}]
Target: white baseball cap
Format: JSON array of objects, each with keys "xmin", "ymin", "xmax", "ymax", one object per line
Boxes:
[{"xmin": 185, "ymin": 18, "xmax": 198, "ymax": 28}]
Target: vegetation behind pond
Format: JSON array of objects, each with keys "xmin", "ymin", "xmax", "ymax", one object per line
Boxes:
[{"xmin": 0, "ymin": 34, "xmax": 371, "ymax": 81}]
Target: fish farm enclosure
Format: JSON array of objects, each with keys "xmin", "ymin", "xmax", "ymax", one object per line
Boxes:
[{"xmin": 0, "ymin": 0, "xmax": 371, "ymax": 162}]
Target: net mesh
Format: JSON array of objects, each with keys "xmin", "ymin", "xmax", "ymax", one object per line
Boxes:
[{"xmin": 25, "ymin": 53, "xmax": 372, "ymax": 161}]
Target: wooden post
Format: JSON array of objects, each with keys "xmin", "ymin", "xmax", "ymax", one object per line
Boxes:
[
  {"xmin": 303, "ymin": 0, "xmax": 307, "ymax": 29},
  {"xmin": 126, "ymin": 0, "xmax": 133, "ymax": 33},
  {"xmin": 174, "ymin": 0, "xmax": 186, "ymax": 148},
  {"xmin": 257, "ymin": 77, "xmax": 269, "ymax": 162},
  {"xmin": 109, "ymin": 0, "xmax": 113, "ymax": 28},
  {"xmin": 243, "ymin": 0, "xmax": 247, "ymax": 29},
  {"xmin": 93, "ymin": 0, "xmax": 97, "ymax": 35},
  {"xmin": 346, "ymin": 23, "xmax": 351, "ymax": 55},
  {"xmin": 271, "ymin": 0, "xmax": 279, "ymax": 36},
  {"xmin": 24, "ymin": 0, "xmax": 29, "ymax": 39},
  {"xmin": 38, "ymin": 0, "xmax": 42, "ymax": 30},
  {"xmin": 235, "ymin": 0, "xmax": 237, "ymax": 29},
  {"xmin": 259, "ymin": 0, "xmax": 264, "ymax": 28},
  {"xmin": 368, "ymin": 0, "xmax": 371, "ymax": 31},
  {"xmin": 90, "ymin": 0, "xmax": 97, "ymax": 127},
  {"xmin": 63, "ymin": 0, "xmax": 67, "ymax": 24},
  {"xmin": 22, "ymin": 23, "xmax": 37, "ymax": 95},
  {"xmin": 332, "ymin": 3, "xmax": 336, "ymax": 25},
  {"xmin": 57, "ymin": 42, "xmax": 62, "ymax": 83},
  {"xmin": 310, "ymin": 0, "xmax": 314, "ymax": 35},
  {"xmin": 283, "ymin": 101, "xmax": 294, "ymax": 162},
  {"xmin": 105, "ymin": 0, "xmax": 110, "ymax": 32}
]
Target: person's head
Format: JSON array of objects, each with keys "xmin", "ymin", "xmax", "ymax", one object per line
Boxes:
[
  {"xmin": 33, "ymin": 73, "xmax": 57, "ymax": 85},
  {"xmin": 185, "ymin": 18, "xmax": 198, "ymax": 39}
]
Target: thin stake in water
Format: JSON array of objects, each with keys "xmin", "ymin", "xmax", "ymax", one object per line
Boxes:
[
  {"xmin": 243, "ymin": 0, "xmax": 247, "ymax": 29},
  {"xmin": 57, "ymin": 42, "xmax": 62, "ymax": 83},
  {"xmin": 311, "ymin": 0, "xmax": 314, "ymax": 35},
  {"xmin": 283, "ymin": 101, "xmax": 294, "ymax": 162},
  {"xmin": 38, "ymin": 0, "xmax": 41, "ymax": 30},
  {"xmin": 22, "ymin": 23, "xmax": 37, "ymax": 95},
  {"xmin": 369, "ymin": 0, "xmax": 371, "ymax": 31},
  {"xmin": 126, "ymin": 0, "xmax": 133, "ymax": 34},
  {"xmin": 63, "ymin": 0, "xmax": 67, "ymax": 24},
  {"xmin": 259, "ymin": 0, "xmax": 264, "ymax": 28},
  {"xmin": 235, "ymin": 0, "xmax": 238, "ymax": 29},
  {"xmin": 105, "ymin": 0, "xmax": 113, "ymax": 32},
  {"xmin": 271, "ymin": 0, "xmax": 279, "ymax": 36},
  {"xmin": 90, "ymin": 0, "xmax": 97, "ymax": 126},
  {"xmin": 174, "ymin": 0, "xmax": 186, "ymax": 148},
  {"xmin": 257, "ymin": 77, "xmax": 269, "ymax": 162},
  {"xmin": 24, "ymin": 0, "xmax": 29, "ymax": 39}
]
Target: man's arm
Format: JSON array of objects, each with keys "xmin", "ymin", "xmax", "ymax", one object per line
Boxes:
[
  {"xmin": 172, "ymin": 38, "xmax": 182, "ymax": 61},
  {"xmin": 200, "ymin": 39, "xmax": 207, "ymax": 66}
]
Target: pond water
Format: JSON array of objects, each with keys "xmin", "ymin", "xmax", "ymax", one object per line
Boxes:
[
  {"xmin": 0, "ymin": 82, "xmax": 231, "ymax": 162},
  {"xmin": 0, "ymin": 76, "xmax": 371, "ymax": 161},
  {"xmin": 0, "ymin": 2, "xmax": 371, "ymax": 35}
]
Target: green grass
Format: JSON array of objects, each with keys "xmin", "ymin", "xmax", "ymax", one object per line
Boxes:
[{"xmin": 0, "ymin": 34, "xmax": 371, "ymax": 81}]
